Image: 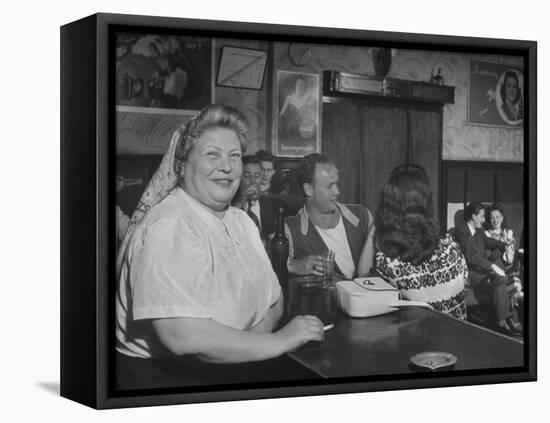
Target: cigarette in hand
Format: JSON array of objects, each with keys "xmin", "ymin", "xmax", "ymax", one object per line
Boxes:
[{"xmin": 323, "ymin": 324, "xmax": 334, "ymax": 332}]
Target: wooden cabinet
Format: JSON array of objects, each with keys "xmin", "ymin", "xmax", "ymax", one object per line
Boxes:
[{"xmin": 322, "ymin": 96, "xmax": 444, "ymax": 223}]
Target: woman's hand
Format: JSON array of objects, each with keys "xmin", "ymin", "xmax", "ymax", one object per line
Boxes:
[
  {"xmin": 275, "ymin": 315, "xmax": 325, "ymax": 352},
  {"xmin": 289, "ymin": 255, "xmax": 323, "ymax": 276},
  {"xmin": 490, "ymin": 263, "xmax": 506, "ymax": 277},
  {"xmin": 503, "ymin": 243, "xmax": 515, "ymax": 264}
]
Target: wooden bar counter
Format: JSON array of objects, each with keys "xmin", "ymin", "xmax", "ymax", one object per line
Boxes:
[{"xmin": 286, "ymin": 277, "xmax": 524, "ymax": 378}]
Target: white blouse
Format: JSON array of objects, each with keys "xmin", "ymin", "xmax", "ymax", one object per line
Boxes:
[{"xmin": 116, "ymin": 187, "xmax": 281, "ymax": 358}]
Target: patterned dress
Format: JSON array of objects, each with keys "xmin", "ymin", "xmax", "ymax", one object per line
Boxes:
[{"xmin": 375, "ymin": 234, "xmax": 468, "ymax": 320}]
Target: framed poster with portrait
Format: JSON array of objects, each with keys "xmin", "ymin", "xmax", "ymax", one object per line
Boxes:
[
  {"xmin": 115, "ymin": 33, "xmax": 214, "ymax": 157},
  {"xmin": 468, "ymin": 60, "xmax": 524, "ymax": 128},
  {"xmin": 116, "ymin": 33, "xmax": 212, "ymax": 112},
  {"xmin": 275, "ymin": 70, "xmax": 321, "ymax": 157}
]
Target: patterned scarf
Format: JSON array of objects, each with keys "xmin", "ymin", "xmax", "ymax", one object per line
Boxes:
[{"xmin": 116, "ymin": 113, "xmax": 199, "ymax": 277}]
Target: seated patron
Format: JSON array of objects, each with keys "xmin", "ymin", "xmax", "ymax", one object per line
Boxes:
[
  {"xmin": 116, "ymin": 105, "xmax": 325, "ymax": 389},
  {"xmin": 485, "ymin": 203, "xmax": 516, "ymax": 268},
  {"xmin": 454, "ymin": 202, "xmax": 521, "ymax": 335},
  {"xmin": 255, "ymin": 149, "xmax": 279, "ymax": 195},
  {"xmin": 485, "ymin": 203, "xmax": 523, "ymax": 306},
  {"xmin": 234, "ymin": 155, "xmax": 287, "ymax": 242},
  {"xmin": 284, "ymin": 154, "xmax": 375, "ymax": 279},
  {"xmin": 373, "ymin": 164, "xmax": 468, "ymax": 319}
]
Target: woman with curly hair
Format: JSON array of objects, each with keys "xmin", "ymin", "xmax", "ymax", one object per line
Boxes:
[
  {"xmin": 367, "ymin": 163, "xmax": 468, "ymax": 319},
  {"xmin": 485, "ymin": 203, "xmax": 516, "ymax": 268},
  {"xmin": 485, "ymin": 203, "xmax": 523, "ymax": 308},
  {"xmin": 499, "ymin": 70, "xmax": 523, "ymax": 123}
]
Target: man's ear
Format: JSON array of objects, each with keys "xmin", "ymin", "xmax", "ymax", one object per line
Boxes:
[{"xmin": 303, "ymin": 183, "xmax": 313, "ymax": 198}]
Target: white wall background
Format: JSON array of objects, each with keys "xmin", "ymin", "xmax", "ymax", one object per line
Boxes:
[{"xmin": 2, "ymin": 0, "xmax": 546, "ymax": 421}]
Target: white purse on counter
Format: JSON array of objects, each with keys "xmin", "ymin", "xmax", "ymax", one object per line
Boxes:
[{"xmin": 336, "ymin": 276, "xmax": 432, "ymax": 318}]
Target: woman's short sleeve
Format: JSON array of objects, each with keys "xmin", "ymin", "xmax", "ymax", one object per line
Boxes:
[{"xmin": 129, "ymin": 217, "xmax": 213, "ymax": 321}]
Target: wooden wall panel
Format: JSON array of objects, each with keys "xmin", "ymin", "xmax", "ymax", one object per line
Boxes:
[
  {"xmin": 360, "ymin": 105, "xmax": 407, "ymax": 215},
  {"xmin": 322, "ymin": 103, "xmax": 361, "ymax": 204},
  {"xmin": 410, "ymin": 109, "xmax": 442, "ymax": 219}
]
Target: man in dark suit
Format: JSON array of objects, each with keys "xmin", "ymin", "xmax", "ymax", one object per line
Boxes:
[
  {"xmin": 235, "ymin": 156, "xmax": 287, "ymax": 242},
  {"xmin": 454, "ymin": 202, "xmax": 520, "ymax": 335}
]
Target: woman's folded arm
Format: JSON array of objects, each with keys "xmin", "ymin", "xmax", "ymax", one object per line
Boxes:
[{"xmin": 151, "ymin": 310, "xmax": 324, "ymax": 364}]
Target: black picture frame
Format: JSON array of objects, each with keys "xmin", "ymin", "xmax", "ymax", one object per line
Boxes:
[
  {"xmin": 61, "ymin": 12, "xmax": 537, "ymax": 409},
  {"xmin": 216, "ymin": 45, "xmax": 268, "ymax": 90}
]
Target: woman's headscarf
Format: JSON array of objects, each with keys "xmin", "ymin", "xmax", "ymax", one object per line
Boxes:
[
  {"xmin": 116, "ymin": 114, "xmax": 198, "ymax": 276},
  {"xmin": 116, "ymin": 104, "xmax": 250, "ymax": 277}
]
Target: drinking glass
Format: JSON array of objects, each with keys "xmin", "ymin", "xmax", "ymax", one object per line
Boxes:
[{"xmin": 321, "ymin": 250, "xmax": 335, "ymax": 288}]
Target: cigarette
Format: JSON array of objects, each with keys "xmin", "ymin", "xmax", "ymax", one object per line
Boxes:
[{"xmin": 323, "ymin": 324, "xmax": 334, "ymax": 332}]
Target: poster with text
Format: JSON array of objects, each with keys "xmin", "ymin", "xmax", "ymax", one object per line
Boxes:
[
  {"xmin": 275, "ymin": 71, "xmax": 320, "ymax": 157},
  {"xmin": 468, "ymin": 60, "xmax": 524, "ymax": 128}
]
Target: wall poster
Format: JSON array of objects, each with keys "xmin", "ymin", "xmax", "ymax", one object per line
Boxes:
[
  {"xmin": 275, "ymin": 70, "xmax": 321, "ymax": 157},
  {"xmin": 468, "ymin": 60, "xmax": 524, "ymax": 128}
]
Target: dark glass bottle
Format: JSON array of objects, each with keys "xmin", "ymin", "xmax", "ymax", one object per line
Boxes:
[{"xmin": 270, "ymin": 205, "xmax": 289, "ymax": 293}]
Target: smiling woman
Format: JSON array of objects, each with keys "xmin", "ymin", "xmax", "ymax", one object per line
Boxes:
[
  {"xmin": 179, "ymin": 128, "xmax": 243, "ymax": 215},
  {"xmin": 498, "ymin": 70, "xmax": 523, "ymax": 123},
  {"xmin": 115, "ymin": 104, "xmax": 324, "ymax": 389}
]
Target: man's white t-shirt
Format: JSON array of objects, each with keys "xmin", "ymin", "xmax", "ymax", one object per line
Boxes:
[{"xmin": 314, "ymin": 215, "xmax": 355, "ymax": 279}]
